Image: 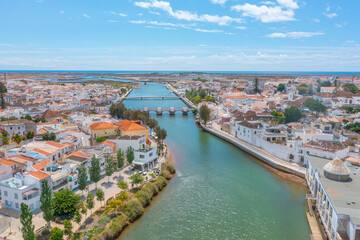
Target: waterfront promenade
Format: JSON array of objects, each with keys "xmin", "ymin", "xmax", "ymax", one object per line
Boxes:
[{"xmin": 203, "ymin": 122, "xmax": 306, "ymax": 178}]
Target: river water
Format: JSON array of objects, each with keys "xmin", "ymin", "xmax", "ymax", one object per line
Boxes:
[{"xmin": 120, "ymin": 82, "xmax": 310, "ymax": 240}]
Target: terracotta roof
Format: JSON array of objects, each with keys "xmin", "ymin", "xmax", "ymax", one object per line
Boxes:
[
  {"xmin": 28, "ymin": 171, "xmax": 50, "ymax": 180},
  {"xmin": 32, "ymin": 159, "xmax": 51, "ymax": 170},
  {"xmin": 68, "ymin": 151, "xmax": 90, "ymax": 158},
  {"xmin": 39, "ymin": 129, "xmax": 48, "ymax": 134},
  {"xmin": 37, "ymin": 121, "xmax": 60, "ymax": 126},
  {"xmin": 42, "ymin": 109, "xmax": 61, "ymax": 119},
  {"xmin": 33, "ymin": 148, "xmax": 52, "ymax": 156},
  {"xmin": 63, "ymin": 142, "xmax": 74, "ymax": 147},
  {"xmin": 0, "ymin": 159, "xmax": 17, "ymax": 167},
  {"xmin": 8, "ymin": 155, "xmax": 38, "ymax": 163},
  {"xmin": 103, "ymin": 140, "xmax": 116, "ymax": 148},
  {"xmin": 46, "ymin": 141, "xmax": 66, "ymax": 149},
  {"xmin": 119, "ymin": 122, "xmax": 147, "ymax": 131},
  {"xmin": 90, "ymin": 122, "xmax": 117, "ymax": 130}
]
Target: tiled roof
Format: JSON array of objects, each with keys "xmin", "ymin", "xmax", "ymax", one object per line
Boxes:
[
  {"xmin": 8, "ymin": 155, "xmax": 38, "ymax": 163},
  {"xmin": 0, "ymin": 159, "xmax": 17, "ymax": 167},
  {"xmin": 119, "ymin": 122, "xmax": 147, "ymax": 131},
  {"xmin": 46, "ymin": 141, "xmax": 66, "ymax": 149},
  {"xmin": 33, "ymin": 148, "xmax": 52, "ymax": 156},
  {"xmin": 90, "ymin": 122, "xmax": 117, "ymax": 130},
  {"xmin": 32, "ymin": 159, "xmax": 51, "ymax": 170},
  {"xmin": 28, "ymin": 170, "xmax": 50, "ymax": 180},
  {"xmin": 103, "ymin": 140, "xmax": 116, "ymax": 148}
]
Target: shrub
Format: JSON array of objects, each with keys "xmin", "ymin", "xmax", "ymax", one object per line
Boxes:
[
  {"xmin": 154, "ymin": 176, "xmax": 167, "ymax": 190},
  {"xmin": 96, "ymin": 136, "xmax": 108, "ymax": 142},
  {"xmin": 143, "ymin": 182, "xmax": 158, "ymax": 198},
  {"xmin": 98, "ymin": 215, "xmax": 112, "ymax": 227},
  {"xmin": 93, "ymin": 215, "xmax": 128, "ymax": 240},
  {"xmin": 122, "ymin": 200, "xmax": 143, "ymax": 222},
  {"xmin": 160, "ymin": 170, "xmax": 171, "ymax": 180},
  {"xmin": 116, "ymin": 191, "xmax": 129, "ymax": 201},
  {"xmin": 134, "ymin": 189, "xmax": 151, "ymax": 207},
  {"xmin": 164, "ymin": 163, "xmax": 176, "ymax": 174}
]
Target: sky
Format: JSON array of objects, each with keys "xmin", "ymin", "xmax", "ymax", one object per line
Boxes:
[{"xmin": 0, "ymin": 0, "xmax": 359, "ymax": 71}]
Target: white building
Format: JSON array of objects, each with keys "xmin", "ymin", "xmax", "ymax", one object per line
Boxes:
[{"xmin": 133, "ymin": 147, "xmax": 158, "ymax": 171}]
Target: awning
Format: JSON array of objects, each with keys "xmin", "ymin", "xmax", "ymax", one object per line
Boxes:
[{"xmin": 22, "ymin": 188, "xmax": 39, "ymax": 196}]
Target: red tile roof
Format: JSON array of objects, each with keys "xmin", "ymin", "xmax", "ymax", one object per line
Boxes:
[
  {"xmin": 28, "ymin": 171, "xmax": 50, "ymax": 180},
  {"xmin": 0, "ymin": 159, "xmax": 17, "ymax": 167},
  {"xmin": 32, "ymin": 159, "xmax": 51, "ymax": 170},
  {"xmin": 90, "ymin": 122, "xmax": 117, "ymax": 130}
]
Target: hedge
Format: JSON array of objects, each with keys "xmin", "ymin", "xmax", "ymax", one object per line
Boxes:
[{"xmin": 122, "ymin": 200, "xmax": 144, "ymax": 222}]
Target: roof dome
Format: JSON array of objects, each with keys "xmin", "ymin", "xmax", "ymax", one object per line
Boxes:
[{"xmin": 323, "ymin": 157, "xmax": 351, "ymax": 181}]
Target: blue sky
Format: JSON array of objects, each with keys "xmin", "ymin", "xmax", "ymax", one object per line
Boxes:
[{"xmin": 0, "ymin": 0, "xmax": 359, "ymax": 71}]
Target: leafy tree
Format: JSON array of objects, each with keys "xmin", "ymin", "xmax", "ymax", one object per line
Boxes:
[
  {"xmin": 34, "ymin": 117, "xmax": 46, "ymax": 123},
  {"xmin": 42, "ymin": 132, "xmax": 56, "ymax": 141},
  {"xmin": 64, "ymin": 219, "xmax": 73, "ymax": 237},
  {"xmin": 89, "ymin": 155, "xmax": 101, "ymax": 189},
  {"xmin": 253, "ymin": 77, "xmax": 261, "ymax": 93},
  {"xmin": 304, "ymin": 98, "xmax": 327, "ymax": 113},
  {"xmin": 86, "ymin": 192, "xmax": 95, "ymax": 215},
  {"xmin": 20, "ymin": 203, "xmax": 35, "ymax": 240},
  {"xmin": 277, "ymin": 83, "xmax": 285, "ymax": 92},
  {"xmin": 117, "ymin": 180, "xmax": 128, "ymax": 190},
  {"xmin": 126, "ymin": 146, "xmax": 134, "ymax": 164},
  {"xmin": 0, "ymin": 82, "xmax": 7, "ymax": 109},
  {"xmin": 148, "ymin": 118, "xmax": 158, "ymax": 131},
  {"xmin": 284, "ymin": 106, "xmax": 303, "ymax": 123},
  {"xmin": 343, "ymin": 83, "xmax": 359, "ymax": 94},
  {"xmin": 40, "ymin": 180, "xmax": 54, "ymax": 229},
  {"xmin": 308, "ymin": 84, "xmax": 314, "ymax": 95},
  {"xmin": 105, "ymin": 154, "xmax": 115, "ymax": 181},
  {"xmin": 80, "ymin": 202, "xmax": 87, "ymax": 216},
  {"xmin": 108, "ymin": 199, "xmax": 123, "ymax": 212},
  {"xmin": 24, "ymin": 114, "xmax": 32, "ymax": 120},
  {"xmin": 53, "ymin": 189, "xmax": 81, "ymax": 218},
  {"xmin": 96, "ymin": 188, "xmax": 105, "ymax": 206},
  {"xmin": 297, "ymin": 86, "xmax": 309, "ymax": 95},
  {"xmin": 50, "ymin": 227, "xmax": 63, "ymax": 240},
  {"xmin": 129, "ymin": 173, "xmax": 144, "ymax": 186},
  {"xmin": 1, "ymin": 130, "xmax": 9, "ymax": 145},
  {"xmin": 26, "ymin": 131, "xmax": 34, "ymax": 139},
  {"xmin": 199, "ymin": 105, "xmax": 211, "ymax": 125},
  {"xmin": 117, "ymin": 149, "xmax": 125, "ymax": 169},
  {"xmin": 74, "ymin": 210, "xmax": 82, "ymax": 225},
  {"xmin": 77, "ymin": 164, "xmax": 88, "ymax": 196},
  {"xmin": 12, "ymin": 133, "xmax": 22, "ymax": 144},
  {"xmin": 96, "ymin": 136, "xmax": 108, "ymax": 142}
]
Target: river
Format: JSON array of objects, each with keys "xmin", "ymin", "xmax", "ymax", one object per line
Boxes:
[{"xmin": 120, "ymin": 82, "xmax": 310, "ymax": 240}]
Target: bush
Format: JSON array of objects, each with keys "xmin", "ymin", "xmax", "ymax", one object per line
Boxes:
[
  {"xmin": 134, "ymin": 189, "xmax": 151, "ymax": 207},
  {"xmin": 96, "ymin": 136, "xmax": 108, "ymax": 142},
  {"xmin": 116, "ymin": 191, "xmax": 129, "ymax": 201},
  {"xmin": 164, "ymin": 163, "xmax": 176, "ymax": 174},
  {"xmin": 122, "ymin": 200, "xmax": 143, "ymax": 222},
  {"xmin": 160, "ymin": 170, "xmax": 171, "ymax": 180},
  {"xmin": 98, "ymin": 215, "xmax": 112, "ymax": 227},
  {"xmin": 93, "ymin": 215, "xmax": 128, "ymax": 240},
  {"xmin": 143, "ymin": 182, "xmax": 158, "ymax": 198},
  {"xmin": 154, "ymin": 176, "xmax": 167, "ymax": 190}
]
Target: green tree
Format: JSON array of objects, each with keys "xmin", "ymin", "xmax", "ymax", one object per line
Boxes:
[
  {"xmin": 117, "ymin": 149, "xmax": 125, "ymax": 169},
  {"xmin": 89, "ymin": 155, "xmax": 101, "ymax": 189},
  {"xmin": 86, "ymin": 193, "xmax": 95, "ymax": 216},
  {"xmin": 126, "ymin": 146, "xmax": 135, "ymax": 164},
  {"xmin": 40, "ymin": 180, "xmax": 54, "ymax": 229},
  {"xmin": 277, "ymin": 83, "xmax": 285, "ymax": 92},
  {"xmin": 96, "ymin": 188, "xmax": 105, "ymax": 206},
  {"xmin": 77, "ymin": 164, "xmax": 88, "ymax": 196},
  {"xmin": 26, "ymin": 131, "xmax": 34, "ymax": 139},
  {"xmin": 199, "ymin": 105, "xmax": 211, "ymax": 125},
  {"xmin": 74, "ymin": 210, "xmax": 82, "ymax": 225},
  {"xmin": 53, "ymin": 189, "xmax": 81, "ymax": 218},
  {"xmin": 129, "ymin": 173, "xmax": 144, "ymax": 186},
  {"xmin": 148, "ymin": 118, "xmax": 158, "ymax": 131},
  {"xmin": 105, "ymin": 154, "xmax": 115, "ymax": 182},
  {"xmin": 64, "ymin": 219, "xmax": 73, "ymax": 237},
  {"xmin": 253, "ymin": 77, "xmax": 261, "ymax": 93},
  {"xmin": 117, "ymin": 180, "xmax": 128, "ymax": 190},
  {"xmin": 343, "ymin": 83, "xmax": 359, "ymax": 94},
  {"xmin": 304, "ymin": 98, "xmax": 327, "ymax": 113},
  {"xmin": 284, "ymin": 106, "xmax": 303, "ymax": 123},
  {"xmin": 12, "ymin": 133, "xmax": 22, "ymax": 144},
  {"xmin": 20, "ymin": 203, "xmax": 35, "ymax": 240},
  {"xmin": 24, "ymin": 114, "xmax": 32, "ymax": 120},
  {"xmin": 297, "ymin": 86, "xmax": 309, "ymax": 95},
  {"xmin": 0, "ymin": 82, "xmax": 7, "ymax": 109},
  {"xmin": 50, "ymin": 227, "xmax": 63, "ymax": 240},
  {"xmin": 80, "ymin": 203, "xmax": 87, "ymax": 216}
]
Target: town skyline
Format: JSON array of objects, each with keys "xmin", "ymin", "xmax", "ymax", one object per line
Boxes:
[{"xmin": 0, "ymin": 0, "xmax": 359, "ymax": 71}]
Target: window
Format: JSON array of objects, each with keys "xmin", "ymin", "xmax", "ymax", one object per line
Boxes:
[
  {"xmin": 15, "ymin": 203, "xmax": 19, "ymax": 209},
  {"xmin": 14, "ymin": 193, "xmax": 18, "ymax": 199},
  {"xmin": 140, "ymin": 154, "xmax": 145, "ymax": 159},
  {"xmin": 5, "ymin": 200, "xmax": 8, "ymax": 206},
  {"xmin": 149, "ymin": 153, "xmax": 153, "ymax": 157},
  {"xmin": 4, "ymin": 191, "xmax": 8, "ymax": 197}
]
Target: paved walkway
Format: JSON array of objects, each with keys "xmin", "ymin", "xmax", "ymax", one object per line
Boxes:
[
  {"xmin": 0, "ymin": 145, "xmax": 168, "ymax": 240},
  {"xmin": 207, "ymin": 122, "xmax": 306, "ymax": 176}
]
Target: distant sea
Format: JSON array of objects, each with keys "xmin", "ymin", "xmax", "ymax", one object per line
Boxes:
[{"xmin": 0, "ymin": 70, "xmax": 359, "ymax": 76}]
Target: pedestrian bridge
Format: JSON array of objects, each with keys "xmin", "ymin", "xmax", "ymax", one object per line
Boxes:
[
  {"xmin": 125, "ymin": 96, "xmax": 180, "ymax": 100},
  {"xmin": 140, "ymin": 107, "xmax": 193, "ymax": 115}
]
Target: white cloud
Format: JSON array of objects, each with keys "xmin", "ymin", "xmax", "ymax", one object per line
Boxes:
[
  {"xmin": 130, "ymin": 20, "xmax": 146, "ymax": 24},
  {"xmin": 194, "ymin": 28, "xmax": 223, "ymax": 33},
  {"xmin": 260, "ymin": 1, "xmax": 276, "ymax": 5},
  {"xmin": 266, "ymin": 31, "xmax": 324, "ymax": 38},
  {"xmin": 235, "ymin": 26, "xmax": 246, "ymax": 30},
  {"xmin": 231, "ymin": 3, "xmax": 296, "ymax": 23},
  {"xmin": 148, "ymin": 21, "xmax": 178, "ymax": 26},
  {"xmin": 277, "ymin": 0, "xmax": 298, "ymax": 10},
  {"xmin": 311, "ymin": 18, "xmax": 320, "ymax": 23},
  {"xmin": 324, "ymin": 5, "xmax": 337, "ymax": 19},
  {"xmin": 150, "ymin": 11, "xmax": 160, "ymax": 15},
  {"xmin": 211, "ymin": 0, "xmax": 227, "ymax": 5},
  {"xmin": 110, "ymin": 11, "xmax": 127, "ymax": 17},
  {"xmin": 60, "ymin": 10, "xmax": 65, "ymax": 14},
  {"xmin": 108, "ymin": 20, "xmax": 120, "ymax": 23},
  {"xmin": 83, "ymin": 13, "xmax": 90, "ymax": 18},
  {"xmin": 134, "ymin": 0, "xmax": 243, "ymax": 25},
  {"xmin": 0, "ymin": 43, "xmax": 15, "ymax": 47},
  {"xmin": 335, "ymin": 22, "xmax": 347, "ymax": 28},
  {"xmin": 138, "ymin": 13, "xmax": 143, "ymax": 16}
]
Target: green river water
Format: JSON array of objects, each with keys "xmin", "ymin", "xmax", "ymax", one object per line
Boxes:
[{"xmin": 120, "ymin": 82, "xmax": 310, "ymax": 240}]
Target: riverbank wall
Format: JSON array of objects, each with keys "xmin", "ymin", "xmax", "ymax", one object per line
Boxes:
[
  {"xmin": 165, "ymin": 83, "xmax": 197, "ymax": 110},
  {"xmin": 199, "ymin": 123, "xmax": 306, "ymax": 179}
]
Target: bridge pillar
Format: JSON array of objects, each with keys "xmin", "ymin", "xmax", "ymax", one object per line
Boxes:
[
  {"xmin": 156, "ymin": 107, "xmax": 162, "ymax": 115},
  {"xmin": 182, "ymin": 107, "xmax": 189, "ymax": 115},
  {"xmin": 169, "ymin": 107, "xmax": 175, "ymax": 115}
]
